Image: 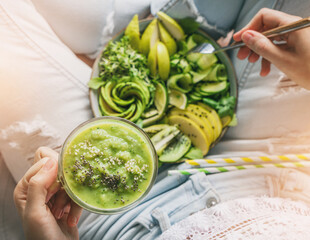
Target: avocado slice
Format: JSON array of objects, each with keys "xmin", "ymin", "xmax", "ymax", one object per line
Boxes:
[
  {"xmin": 111, "ymin": 83, "xmax": 135, "ymax": 106},
  {"xmin": 159, "ymin": 133, "xmax": 191, "ymax": 162},
  {"xmin": 98, "ymin": 93, "xmax": 136, "ymax": 118},
  {"xmin": 128, "ymin": 99, "xmax": 144, "ymax": 122},
  {"xmin": 102, "ymin": 82, "xmax": 124, "ymax": 113}
]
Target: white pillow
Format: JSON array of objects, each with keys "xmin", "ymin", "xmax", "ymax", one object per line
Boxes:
[
  {"xmin": 0, "ymin": 0, "xmax": 92, "ymax": 181},
  {"xmin": 29, "ymin": 0, "xmax": 152, "ymax": 58}
]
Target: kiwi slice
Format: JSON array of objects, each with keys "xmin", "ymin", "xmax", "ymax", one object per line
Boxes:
[{"xmin": 159, "ymin": 133, "xmax": 191, "ymax": 162}]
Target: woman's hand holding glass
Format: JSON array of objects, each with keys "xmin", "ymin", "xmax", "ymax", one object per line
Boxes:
[{"xmin": 14, "ymin": 147, "xmax": 83, "ymax": 240}]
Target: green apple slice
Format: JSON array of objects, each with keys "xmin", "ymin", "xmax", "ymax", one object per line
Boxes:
[
  {"xmin": 148, "ymin": 41, "xmax": 158, "ymax": 77},
  {"xmin": 124, "ymin": 14, "xmax": 140, "ymax": 51},
  {"xmin": 157, "ymin": 42, "xmax": 170, "ymax": 80},
  {"xmin": 158, "ymin": 22, "xmax": 177, "ymax": 56},
  {"xmin": 140, "ymin": 19, "xmax": 158, "ymax": 55},
  {"xmin": 157, "ymin": 11, "xmax": 185, "ymax": 41}
]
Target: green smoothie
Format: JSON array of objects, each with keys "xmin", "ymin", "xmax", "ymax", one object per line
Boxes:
[{"xmin": 62, "ymin": 119, "xmax": 155, "ymax": 210}]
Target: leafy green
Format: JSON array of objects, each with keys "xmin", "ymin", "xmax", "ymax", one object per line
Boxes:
[
  {"xmin": 178, "ymin": 17, "xmax": 200, "ymax": 35},
  {"xmin": 185, "ymin": 147, "xmax": 203, "ymax": 159},
  {"xmin": 88, "ymin": 77, "xmax": 105, "ymax": 89}
]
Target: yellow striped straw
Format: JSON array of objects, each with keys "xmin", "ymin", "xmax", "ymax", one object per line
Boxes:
[
  {"xmin": 169, "ymin": 161, "xmax": 310, "ymax": 176},
  {"xmin": 185, "ymin": 153, "xmax": 310, "ymax": 167}
]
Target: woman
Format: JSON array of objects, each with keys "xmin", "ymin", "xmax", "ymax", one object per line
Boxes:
[{"xmin": 13, "ymin": 8, "xmax": 310, "ymax": 239}]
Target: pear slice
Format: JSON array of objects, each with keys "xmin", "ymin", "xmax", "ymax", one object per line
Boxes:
[
  {"xmin": 158, "ymin": 22, "xmax": 177, "ymax": 56},
  {"xmin": 148, "ymin": 41, "xmax": 158, "ymax": 77},
  {"xmin": 124, "ymin": 14, "xmax": 140, "ymax": 51},
  {"xmin": 157, "ymin": 11, "xmax": 185, "ymax": 41},
  {"xmin": 157, "ymin": 42, "xmax": 170, "ymax": 80},
  {"xmin": 140, "ymin": 19, "xmax": 158, "ymax": 55}
]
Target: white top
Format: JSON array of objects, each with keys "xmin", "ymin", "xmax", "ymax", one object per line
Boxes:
[{"xmin": 158, "ymin": 197, "xmax": 310, "ymax": 240}]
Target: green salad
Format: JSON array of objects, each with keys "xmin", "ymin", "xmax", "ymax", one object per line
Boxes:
[{"xmin": 89, "ymin": 12, "xmax": 237, "ymax": 162}]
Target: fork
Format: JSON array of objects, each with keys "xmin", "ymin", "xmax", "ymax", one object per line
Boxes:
[{"xmin": 188, "ymin": 16, "xmax": 310, "ymax": 55}]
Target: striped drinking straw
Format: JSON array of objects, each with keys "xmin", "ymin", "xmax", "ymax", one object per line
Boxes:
[
  {"xmin": 185, "ymin": 153, "xmax": 310, "ymax": 167},
  {"xmin": 168, "ymin": 161, "xmax": 310, "ymax": 176}
]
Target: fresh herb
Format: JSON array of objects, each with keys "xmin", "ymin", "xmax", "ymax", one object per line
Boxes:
[{"xmin": 203, "ymin": 96, "xmax": 236, "ymax": 118}]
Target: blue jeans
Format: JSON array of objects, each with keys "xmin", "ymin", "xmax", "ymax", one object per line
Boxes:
[{"xmin": 78, "ymin": 166, "xmax": 310, "ymax": 239}]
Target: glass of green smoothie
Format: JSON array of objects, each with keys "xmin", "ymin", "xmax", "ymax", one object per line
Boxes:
[{"xmin": 58, "ymin": 117, "xmax": 158, "ymax": 214}]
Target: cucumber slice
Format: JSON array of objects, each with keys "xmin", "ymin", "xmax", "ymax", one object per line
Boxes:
[
  {"xmin": 186, "ymin": 53, "xmax": 201, "ymax": 63},
  {"xmin": 141, "ymin": 108, "xmax": 158, "ymax": 119},
  {"xmin": 169, "ymin": 89, "xmax": 187, "ymax": 110},
  {"xmin": 142, "ymin": 82, "xmax": 168, "ymax": 127},
  {"xmin": 197, "ymin": 54, "xmax": 217, "ymax": 70},
  {"xmin": 159, "ymin": 133, "xmax": 191, "ymax": 162},
  {"xmin": 187, "ymin": 93, "xmax": 202, "ymax": 102},
  {"xmin": 198, "ymin": 81, "xmax": 228, "ymax": 96},
  {"xmin": 191, "ymin": 70, "xmax": 209, "ymax": 84},
  {"xmin": 186, "ymin": 35, "xmax": 197, "ymax": 50},
  {"xmin": 167, "ymin": 73, "xmax": 193, "ymax": 93},
  {"xmin": 203, "ymin": 64, "xmax": 227, "ymax": 81},
  {"xmin": 188, "ymin": 90, "xmax": 203, "ymax": 101}
]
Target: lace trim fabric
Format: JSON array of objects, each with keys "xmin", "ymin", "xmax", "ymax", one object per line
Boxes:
[{"xmin": 157, "ymin": 197, "xmax": 310, "ymax": 240}]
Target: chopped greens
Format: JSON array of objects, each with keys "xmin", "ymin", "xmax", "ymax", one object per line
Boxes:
[{"xmin": 99, "ymin": 36, "xmax": 150, "ymax": 83}]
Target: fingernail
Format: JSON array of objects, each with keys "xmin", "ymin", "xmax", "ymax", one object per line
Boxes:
[
  {"xmin": 55, "ymin": 208, "xmax": 63, "ymax": 219},
  {"xmin": 69, "ymin": 216, "xmax": 77, "ymax": 226},
  {"xmin": 43, "ymin": 158, "xmax": 55, "ymax": 171},
  {"xmin": 242, "ymin": 32, "xmax": 254, "ymax": 44}
]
